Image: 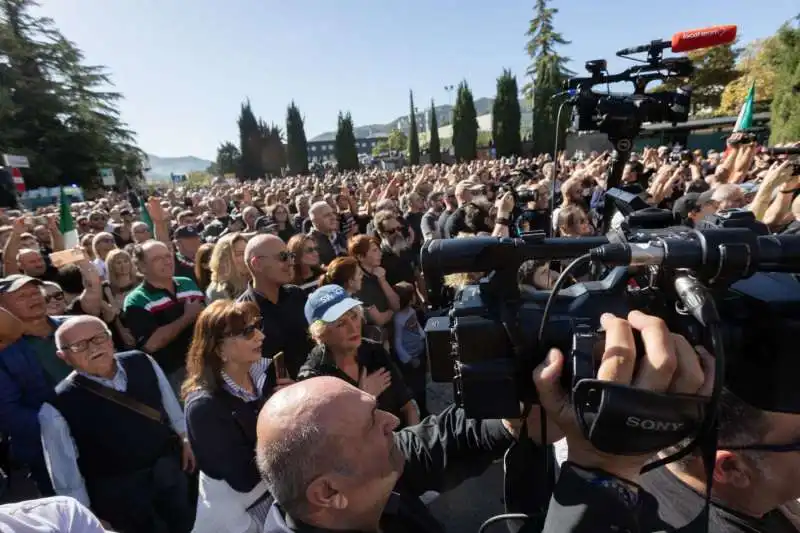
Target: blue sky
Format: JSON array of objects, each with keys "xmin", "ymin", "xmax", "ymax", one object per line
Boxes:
[{"xmin": 36, "ymin": 0, "xmax": 797, "ymax": 160}]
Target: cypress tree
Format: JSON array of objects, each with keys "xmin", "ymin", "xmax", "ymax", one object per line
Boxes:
[
  {"xmin": 238, "ymin": 100, "xmax": 262, "ymax": 179},
  {"xmin": 335, "ymin": 112, "xmax": 360, "ymax": 171},
  {"xmin": 429, "ymin": 99, "xmax": 442, "ymax": 164},
  {"xmin": 452, "ymin": 80, "xmax": 478, "ymax": 161},
  {"xmin": 286, "ymin": 101, "xmax": 309, "ymax": 175},
  {"xmin": 408, "ymin": 90, "xmax": 420, "ymax": 165},
  {"xmin": 524, "ymin": 0, "xmax": 573, "ymax": 155},
  {"xmin": 492, "ymin": 69, "xmax": 522, "ymax": 157}
]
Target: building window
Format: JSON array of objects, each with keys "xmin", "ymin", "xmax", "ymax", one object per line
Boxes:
[
  {"xmin": 311, "ymin": 145, "xmax": 317, "ymax": 152},
  {"xmin": 328, "ymin": 144, "xmax": 334, "ymax": 151}
]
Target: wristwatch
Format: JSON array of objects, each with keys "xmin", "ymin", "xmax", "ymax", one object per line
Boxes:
[{"xmin": 495, "ymin": 217, "xmax": 511, "ymax": 226}]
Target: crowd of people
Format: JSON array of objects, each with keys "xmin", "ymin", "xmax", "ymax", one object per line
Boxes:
[{"xmin": 0, "ymin": 133, "xmax": 799, "ymax": 533}]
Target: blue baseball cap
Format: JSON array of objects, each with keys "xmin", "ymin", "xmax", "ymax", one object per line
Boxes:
[{"xmin": 304, "ymin": 284, "xmax": 362, "ymax": 325}]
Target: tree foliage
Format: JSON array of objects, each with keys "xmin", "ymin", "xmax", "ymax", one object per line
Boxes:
[
  {"xmin": 719, "ymin": 39, "xmax": 778, "ymax": 115},
  {"xmin": 492, "ymin": 69, "xmax": 522, "ymax": 157},
  {"xmin": 213, "ymin": 141, "xmax": 240, "ymax": 176},
  {"xmin": 407, "ymin": 90, "xmax": 420, "ymax": 165},
  {"xmin": 452, "ymin": 80, "xmax": 478, "ymax": 161},
  {"xmin": 0, "ymin": 0, "xmax": 144, "ymax": 189},
  {"xmin": 236, "ymin": 100, "xmax": 285, "ymax": 179},
  {"xmin": 334, "ymin": 111, "xmax": 359, "ymax": 170},
  {"xmin": 428, "ymin": 99, "xmax": 442, "ymax": 163},
  {"xmin": 524, "ymin": 0, "xmax": 572, "ymax": 155},
  {"xmin": 388, "ymin": 129, "xmax": 408, "ymax": 152},
  {"xmin": 768, "ymin": 17, "xmax": 800, "ymax": 144},
  {"xmin": 286, "ymin": 101, "xmax": 309, "ymax": 175}
]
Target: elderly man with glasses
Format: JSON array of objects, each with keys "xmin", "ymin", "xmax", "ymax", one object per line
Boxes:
[{"xmin": 38, "ymin": 315, "xmax": 196, "ymax": 533}]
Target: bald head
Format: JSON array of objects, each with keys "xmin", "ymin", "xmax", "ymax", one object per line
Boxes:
[
  {"xmin": 256, "ymin": 377, "xmax": 362, "ymax": 515},
  {"xmin": 244, "ymin": 234, "xmax": 285, "ymax": 266}
]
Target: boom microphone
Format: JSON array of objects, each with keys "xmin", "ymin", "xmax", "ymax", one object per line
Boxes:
[
  {"xmin": 670, "ymin": 25, "xmax": 738, "ymax": 53},
  {"xmin": 616, "ymin": 25, "xmax": 737, "ymax": 57}
]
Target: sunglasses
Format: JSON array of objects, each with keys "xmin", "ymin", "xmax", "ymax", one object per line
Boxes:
[
  {"xmin": 227, "ymin": 323, "xmax": 261, "ymax": 339},
  {"xmin": 383, "ymin": 227, "xmax": 400, "ymax": 235},
  {"xmin": 304, "ymin": 246, "xmax": 318, "ymax": 254},
  {"xmin": 45, "ymin": 292, "xmax": 64, "ymax": 303}
]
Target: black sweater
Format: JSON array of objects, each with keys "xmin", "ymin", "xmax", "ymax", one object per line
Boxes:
[{"xmin": 185, "ymin": 387, "xmax": 266, "ymax": 493}]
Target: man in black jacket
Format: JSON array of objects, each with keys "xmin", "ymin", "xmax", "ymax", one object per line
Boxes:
[{"xmin": 257, "ymin": 376, "xmax": 557, "ymax": 533}]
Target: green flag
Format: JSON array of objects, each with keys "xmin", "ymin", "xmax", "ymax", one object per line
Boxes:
[
  {"xmin": 130, "ymin": 190, "xmax": 154, "ymax": 233},
  {"xmin": 733, "ymin": 81, "xmax": 755, "ymax": 132},
  {"xmin": 59, "ymin": 188, "xmax": 79, "ymax": 248}
]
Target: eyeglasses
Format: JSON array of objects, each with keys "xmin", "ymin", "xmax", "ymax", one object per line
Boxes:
[
  {"xmin": 45, "ymin": 292, "xmax": 64, "ymax": 303},
  {"xmin": 226, "ymin": 323, "xmax": 261, "ymax": 339},
  {"xmin": 62, "ymin": 331, "xmax": 111, "ymax": 354}
]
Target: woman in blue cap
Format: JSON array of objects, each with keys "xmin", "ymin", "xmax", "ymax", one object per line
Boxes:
[{"xmin": 298, "ymin": 284, "xmax": 420, "ymax": 427}]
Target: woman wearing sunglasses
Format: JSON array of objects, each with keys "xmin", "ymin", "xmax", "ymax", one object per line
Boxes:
[
  {"xmin": 183, "ymin": 300, "xmax": 292, "ymax": 533},
  {"xmin": 286, "ymin": 234, "xmax": 323, "ymax": 294}
]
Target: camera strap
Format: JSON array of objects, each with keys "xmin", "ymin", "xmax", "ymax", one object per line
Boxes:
[{"xmin": 571, "ymin": 379, "xmax": 707, "ymax": 456}]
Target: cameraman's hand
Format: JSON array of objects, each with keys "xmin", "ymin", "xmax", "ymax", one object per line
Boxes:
[{"xmin": 533, "ymin": 311, "xmax": 714, "ymax": 483}]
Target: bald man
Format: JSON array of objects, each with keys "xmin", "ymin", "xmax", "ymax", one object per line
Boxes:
[
  {"xmin": 39, "ymin": 315, "xmax": 195, "ymax": 533},
  {"xmin": 257, "ymin": 377, "xmax": 554, "ymax": 533},
  {"xmin": 237, "ymin": 235, "xmax": 312, "ymax": 378}
]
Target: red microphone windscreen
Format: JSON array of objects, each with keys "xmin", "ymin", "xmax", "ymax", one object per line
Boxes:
[{"xmin": 671, "ymin": 25, "xmax": 737, "ymax": 53}]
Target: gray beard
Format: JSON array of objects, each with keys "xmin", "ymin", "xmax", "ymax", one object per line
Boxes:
[{"xmin": 386, "ymin": 238, "xmax": 409, "ymax": 255}]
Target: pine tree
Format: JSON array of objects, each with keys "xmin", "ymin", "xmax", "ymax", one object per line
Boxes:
[
  {"xmin": 452, "ymin": 80, "xmax": 478, "ymax": 161},
  {"xmin": 428, "ymin": 99, "xmax": 442, "ymax": 164},
  {"xmin": 0, "ymin": 0, "xmax": 144, "ymax": 188},
  {"xmin": 492, "ymin": 69, "xmax": 522, "ymax": 157},
  {"xmin": 407, "ymin": 90, "xmax": 420, "ymax": 165},
  {"xmin": 286, "ymin": 101, "xmax": 309, "ymax": 175},
  {"xmin": 237, "ymin": 100, "xmax": 262, "ymax": 179},
  {"xmin": 524, "ymin": 0, "xmax": 573, "ymax": 156},
  {"xmin": 768, "ymin": 17, "xmax": 800, "ymax": 144},
  {"xmin": 334, "ymin": 112, "xmax": 359, "ymax": 171}
]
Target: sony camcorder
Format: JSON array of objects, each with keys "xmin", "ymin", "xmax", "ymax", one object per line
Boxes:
[{"xmin": 422, "ymin": 210, "xmax": 800, "ymax": 456}]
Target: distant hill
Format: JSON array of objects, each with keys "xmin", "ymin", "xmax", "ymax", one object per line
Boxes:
[
  {"xmin": 309, "ymin": 97, "xmax": 521, "ymax": 141},
  {"xmin": 144, "ymin": 154, "xmax": 213, "ymax": 182}
]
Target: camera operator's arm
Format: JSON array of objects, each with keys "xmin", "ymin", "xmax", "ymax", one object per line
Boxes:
[
  {"xmin": 751, "ymin": 161, "xmax": 794, "ymax": 225},
  {"xmin": 492, "ymin": 192, "xmax": 514, "ymax": 238},
  {"xmin": 534, "ymin": 311, "xmax": 714, "ymax": 533},
  {"xmin": 394, "ymin": 404, "xmax": 559, "ymax": 498}
]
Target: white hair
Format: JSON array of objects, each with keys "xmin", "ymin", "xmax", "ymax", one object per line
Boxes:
[
  {"xmin": 54, "ymin": 315, "xmax": 111, "ymax": 351},
  {"xmin": 308, "ymin": 305, "xmax": 364, "ymax": 344},
  {"xmin": 308, "ymin": 201, "xmax": 331, "ymax": 222}
]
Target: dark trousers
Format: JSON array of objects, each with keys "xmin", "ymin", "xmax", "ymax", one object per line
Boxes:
[
  {"xmin": 89, "ymin": 455, "xmax": 195, "ymax": 533},
  {"xmin": 401, "ymin": 358, "xmax": 428, "ymax": 418}
]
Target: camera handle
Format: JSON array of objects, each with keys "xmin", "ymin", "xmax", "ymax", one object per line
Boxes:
[{"xmin": 567, "ymin": 324, "xmax": 708, "ymax": 456}]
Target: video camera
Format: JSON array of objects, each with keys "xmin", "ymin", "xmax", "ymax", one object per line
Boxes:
[{"xmin": 423, "ymin": 213, "xmax": 800, "ymax": 457}]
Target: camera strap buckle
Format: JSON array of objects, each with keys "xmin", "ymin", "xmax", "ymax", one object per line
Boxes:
[{"xmin": 571, "ymin": 379, "xmax": 708, "ymax": 456}]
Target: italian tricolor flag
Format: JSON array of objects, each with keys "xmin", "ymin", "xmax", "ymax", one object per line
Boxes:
[{"xmin": 59, "ymin": 188, "xmax": 79, "ymax": 248}]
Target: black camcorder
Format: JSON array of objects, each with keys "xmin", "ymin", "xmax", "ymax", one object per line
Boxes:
[{"xmin": 422, "ymin": 209, "xmax": 800, "ymax": 457}]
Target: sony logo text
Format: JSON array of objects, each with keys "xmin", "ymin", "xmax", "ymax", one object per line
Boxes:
[{"xmin": 626, "ymin": 416, "xmax": 684, "ymax": 432}]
